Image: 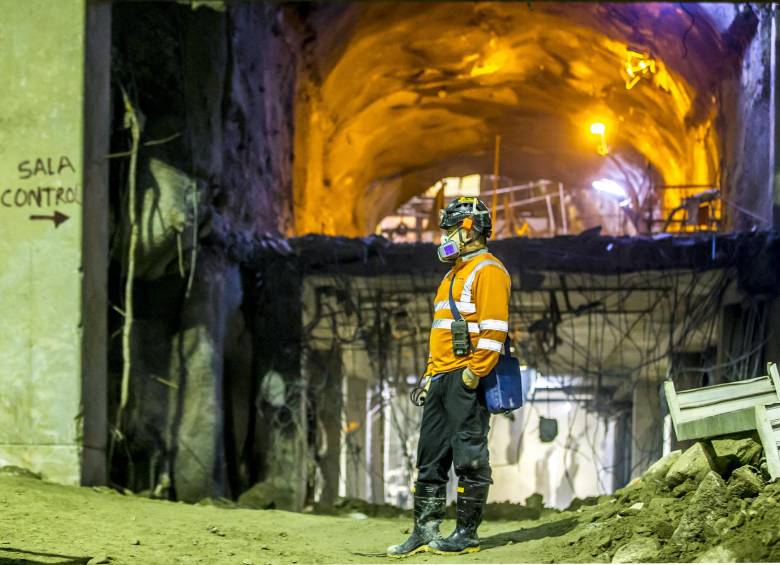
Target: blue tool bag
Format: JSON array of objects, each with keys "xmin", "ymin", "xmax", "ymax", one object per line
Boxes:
[
  {"xmin": 481, "ymin": 338, "xmax": 524, "ymax": 414},
  {"xmin": 448, "ymin": 274, "xmax": 524, "ymax": 414}
]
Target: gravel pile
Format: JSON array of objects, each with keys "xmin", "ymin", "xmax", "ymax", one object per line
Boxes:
[{"xmin": 554, "ymin": 431, "xmax": 780, "ymax": 562}]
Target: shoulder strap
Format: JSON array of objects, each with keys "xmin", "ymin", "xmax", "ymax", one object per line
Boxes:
[{"xmin": 448, "ymin": 274, "xmax": 464, "ymax": 321}]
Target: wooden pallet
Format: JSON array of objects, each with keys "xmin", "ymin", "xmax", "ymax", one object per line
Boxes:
[
  {"xmin": 665, "ymin": 363, "xmax": 780, "ymax": 441},
  {"xmin": 665, "ymin": 363, "xmax": 780, "ymax": 479},
  {"xmin": 755, "ymin": 402, "xmax": 780, "ymax": 480}
]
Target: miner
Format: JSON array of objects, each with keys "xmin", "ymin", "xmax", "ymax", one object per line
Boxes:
[{"xmin": 387, "ymin": 196, "xmax": 511, "ymax": 557}]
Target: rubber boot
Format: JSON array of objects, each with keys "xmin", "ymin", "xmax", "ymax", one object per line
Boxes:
[
  {"xmin": 429, "ymin": 484, "xmax": 488, "ymax": 555},
  {"xmin": 386, "ymin": 483, "xmax": 446, "ymax": 558}
]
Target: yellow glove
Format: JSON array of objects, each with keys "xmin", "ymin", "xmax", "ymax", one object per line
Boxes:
[{"xmin": 462, "ymin": 367, "xmax": 480, "ymax": 390}]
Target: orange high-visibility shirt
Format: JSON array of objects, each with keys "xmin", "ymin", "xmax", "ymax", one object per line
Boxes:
[{"xmin": 425, "ymin": 250, "xmax": 511, "ymax": 378}]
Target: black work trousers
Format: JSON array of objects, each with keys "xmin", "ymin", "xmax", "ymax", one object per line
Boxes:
[{"xmin": 416, "ymin": 367, "xmax": 492, "ymax": 489}]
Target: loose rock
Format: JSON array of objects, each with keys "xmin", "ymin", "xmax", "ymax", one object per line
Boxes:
[
  {"xmin": 643, "ymin": 450, "xmax": 681, "ymax": 480},
  {"xmin": 238, "ymin": 479, "xmax": 296, "ymax": 511},
  {"xmin": 619, "ymin": 502, "xmax": 644, "ymax": 516},
  {"xmin": 87, "ymin": 556, "xmax": 111, "ymax": 565},
  {"xmin": 671, "ymin": 471, "xmax": 732, "ymax": 543},
  {"xmin": 665, "ymin": 443, "xmax": 716, "ymax": 487},
  {"xmin": 728, "ymin": 465, "xmax": 763, "ymax": 499},
  {"xmin": 710, "ymin": 434, "xmax": 763, "ymax": 474},
  {"xmin": 611, "ymin": 537, "xmax": 660, "ymax": 563},
  {"xmin": 693, "ymin": 545, "xmax": 738, "ymax": 562}
]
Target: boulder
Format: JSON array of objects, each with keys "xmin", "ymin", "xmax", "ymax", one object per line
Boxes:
[
  {"xmin": 665, "ymin": 443, "xmax": 716, "ymax": 487},
  {"xmin": 525, "ymin": 492, "xmax": 545, "ymax": 509},
  {"xmin": 643, "ymin": 450, "xmax": 681, "ymax": 480},
  {"xmin": 693, "ymin": 545, "xmax": 738, "ymax": 563},
  {"xmin": 727, "ymin": 465, "xmax": 763, "ymax": 499},
  {"xmin": 671, "ymin": 471, "xmax": 733, "ymax": 543},
  {"xmin": 611, "ymin": 537, "xmax": 661, "ymax": 563},
  {"xmin": 238, "ymin": 479, "xmax": 296, "ymax": 511},
  {"xmin": 710, "ymin": 434, "xmax": 763, "ymax": 475}
]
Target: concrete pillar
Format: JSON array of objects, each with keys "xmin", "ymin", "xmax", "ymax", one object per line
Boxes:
[
  {"xmin": 612, "ymin": 408, "xmax": 632, "ymax": 490},
  {"xmin": 367, "ymin": 383, "xmax": 385, "ymax": 504},
  {"xmin": 251, "ymin": 255, "xmax": 306, "ymax": 510},
  {"xmin": 0, "ymin": 0, "xmax": 110, "ymax": 485},
  {"xmin": 763, "ymin": 298, "xmax": 780, "ymax": 368},
  {"xmin": 305, "ymin": 348, "xmax": 342, "ymax": 508},
  {"xmin": 344, "ymin": 376, "xmax": 368, "ymax": 500},
  {"xmin": 630, "ymin": 379, "xmax": 663, "ymax": 478}
]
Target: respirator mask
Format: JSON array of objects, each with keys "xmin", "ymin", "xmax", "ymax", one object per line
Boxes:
[{"xmin": 436, "ymin": 218, "xmax": 474, "ymax": 263}]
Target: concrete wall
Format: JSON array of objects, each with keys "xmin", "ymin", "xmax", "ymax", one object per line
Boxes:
[
  {"xmin": 0, "ymin": 0, "xmax": 110, "ymax": 484},
  {"xmin": 630, "ymin": 380, "xmax": 664, "ymax": 479},
  {"xmin": 490, "ymin": 401, "xmax": 617, "ymax": 509}
]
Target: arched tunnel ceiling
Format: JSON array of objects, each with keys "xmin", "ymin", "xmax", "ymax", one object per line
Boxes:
[{"xmin": 293, "ymin": 2, "xmax": 744, "ymax": 236}]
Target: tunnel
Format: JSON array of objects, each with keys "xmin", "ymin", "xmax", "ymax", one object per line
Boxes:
[
  {"xmin": 292, "ymin": 3, "xmax": 757, "ymax": 237},
  {"xmin": 3, "ymin": 2, "xmax": 780, "ymax": 563}
]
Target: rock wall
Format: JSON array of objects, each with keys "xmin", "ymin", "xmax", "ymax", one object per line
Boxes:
[
  {"xmin": 109, "ymin": 2, "xmax": 302, "ymax": 502},
  {"xmin": 715, "ymin": 5, "xmax": 771, "ymax": 230}
]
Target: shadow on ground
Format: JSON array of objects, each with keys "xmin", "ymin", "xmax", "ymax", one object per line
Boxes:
[
  {"xmin": 480, "ymin": 516, "xmax": 579, "ymax": 550},
  {"xmin": 0, "ymin": 546, "xmax": 90, "ymax": 564}
]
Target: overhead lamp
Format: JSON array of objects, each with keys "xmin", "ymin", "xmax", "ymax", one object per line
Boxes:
[
  {"xmin": 592, "ymin": 179, "xmax": 627, "ymax": 199},
  {"xmin": 589, "ymin": 122, "xmax": 606, "ymax": 135},
  {"xmin": 589, "ymin": 122, "xmax": 609, "ymax": 156}
]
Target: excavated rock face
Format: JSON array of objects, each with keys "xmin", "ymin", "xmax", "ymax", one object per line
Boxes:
[
  {"xmin": 292, "ymin": 3, "xmax": 768, "ymax": 236},
  {"xmin": 109, "ymin": 2, "xmax": 301, "ymax": 501}
]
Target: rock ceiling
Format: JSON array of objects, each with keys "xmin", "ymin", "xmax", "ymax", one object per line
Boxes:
[{"xmin": 293, "ymin": 3, "xmax": 745, "ymax": 236}]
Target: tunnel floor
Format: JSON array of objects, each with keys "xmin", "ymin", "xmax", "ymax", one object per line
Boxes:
[{"xmin": 3, "ymin": 449, "xmax": 780, "ymax": 565}]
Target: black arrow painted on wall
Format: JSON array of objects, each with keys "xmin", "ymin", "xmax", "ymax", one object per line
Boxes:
[{"xmin": 29, "ymin": 210, "xmax": 69, "ymax": 228}]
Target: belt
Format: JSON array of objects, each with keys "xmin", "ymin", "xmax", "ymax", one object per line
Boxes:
[{"xmin": 429, "ymin": 367, "xmax": 466, "ymax": 382}]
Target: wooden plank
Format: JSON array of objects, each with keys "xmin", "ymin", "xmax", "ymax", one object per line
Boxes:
[
  {"xmin": 681, "ymin": 392, "xmax": 780, "ymax": 423},
  {"xmin": 664, "ymin": 380, "xmax": 683, "ymax": 438},
  {"xmin": 766, "ymin": 404, "xmax": 780, "ymax": 422},
  {"xmin": 674, "ymin": 406, "xmax": 758, "ymax": 441},
  {"xmin": 769, "ymin": 363, "xmax": 780, "ymax": 400},
  {"xmin": 755, "ymin": 404, "xmax": 780, "ymax": 480},
  {"xmin": 676, "ymin": 377, "xmax": 773, "ymax": 409}
]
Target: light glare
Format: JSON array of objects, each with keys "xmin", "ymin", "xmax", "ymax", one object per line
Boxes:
[
  {"xmin": 592, "ymin": 179, "xmax": 627, "ymax": 198},
  {"xmin": 589, "ymin": 122, "xmax": 606, "ymax": 135}
]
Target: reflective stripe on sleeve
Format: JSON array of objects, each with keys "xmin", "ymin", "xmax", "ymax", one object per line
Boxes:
[
  {"xmin": 434, "ymin": 300, "xmax": 477, "ymax": 314},
  {"xmin": 476, "ymin": 338, "xmax": 504, "ymax": 352},
  {"xmin": 479, "ymin": 319, "xmax": 509, "ymax": 332},
  {"xmin": 460, "ymin": 260, "xmax": 510, "ymax": 303},
  {"xmin": 431, "ymin": 319, "xmax": 480, "ymax": 333}
]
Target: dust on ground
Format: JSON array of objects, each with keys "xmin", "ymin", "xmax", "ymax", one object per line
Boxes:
[{"xmin": 2, "ymin": 432, "xmax": 780, "ymax": 564}]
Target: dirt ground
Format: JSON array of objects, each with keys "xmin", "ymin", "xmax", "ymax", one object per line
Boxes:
[
  {"xmin": 0, "ymin": 475, "xmax": 578, "ymax": 564},
  {"xmin": 3, "ymin": 435, "xmax": 780, "ymax": 565}
]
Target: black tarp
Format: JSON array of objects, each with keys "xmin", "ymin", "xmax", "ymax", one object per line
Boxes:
[{"xmin": 224, "ymin": 230, "xmax": 780, "ymax": 297}]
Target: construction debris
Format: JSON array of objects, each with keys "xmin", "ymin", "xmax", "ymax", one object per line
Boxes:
[{"xmin": 666, "ymin": 362, "xmax": 780, "ymax": 479}]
